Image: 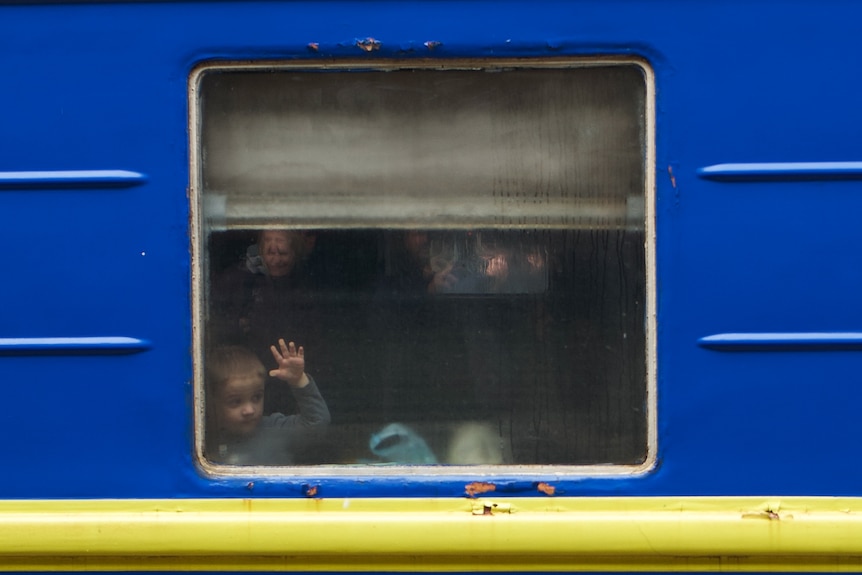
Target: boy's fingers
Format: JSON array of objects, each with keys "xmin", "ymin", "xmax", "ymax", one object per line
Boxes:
[
  {"xmin": 268, "ymin": 369, "xmax": 279, "ymax": 377},
  {"xmin": 279, "ymin": 338, "xmax": 289, "ymax": 353},
  {"xmin": 298, "ymin": 346, "xmax": 304, "ymax": 357},
  {"xmin": 270, "ymin": 344, "xmax": 281, "ymax": 361}
]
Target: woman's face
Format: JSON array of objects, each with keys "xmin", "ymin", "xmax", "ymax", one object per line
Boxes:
[{"xmin": 260, "ymin": 230, "xmax": 297, "ymax": 277}]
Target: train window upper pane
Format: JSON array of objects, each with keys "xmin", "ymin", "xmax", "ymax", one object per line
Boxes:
[{"xmin": 193, "ymin": 61, "xmax": 654, "ymax": 473}]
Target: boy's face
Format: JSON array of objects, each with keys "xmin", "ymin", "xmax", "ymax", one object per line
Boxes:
[
  {"xmin": 260, "ymin": 230, "xmax": 296, "ymax": 277},
  {"xmin": 214, "ymin": 373, "xmax": 265, "ymax": 438}
]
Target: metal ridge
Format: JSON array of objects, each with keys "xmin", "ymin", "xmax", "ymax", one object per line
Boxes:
[
  {"xmin": 697, "ymin": 162, "xmax": 862, "ymax": 182},
  {"xmin": 0, "ymin": 337, "xmax": 152, "ymax": 355},
  {"xmin": 698, "ymin": 332, "xmax": 862, "ymax": 351},
  {"xmin": 0, "ymin": 170, "xmax": 146, "ymax": 189}
]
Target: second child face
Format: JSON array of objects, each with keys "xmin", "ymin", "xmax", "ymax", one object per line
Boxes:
[{"xmin": 215, "ymin": 374, "xmax": 265, "ymax": 438}]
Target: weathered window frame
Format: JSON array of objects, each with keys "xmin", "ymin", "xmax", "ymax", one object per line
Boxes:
[{"xmin": 189, "ymin": 58, "xmax": 657, "ymax": 478}]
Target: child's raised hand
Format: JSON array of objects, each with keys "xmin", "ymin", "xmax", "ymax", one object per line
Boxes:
[{"xmin": 269, "ymin": 339, "xmax": 309, "ymax": 388}]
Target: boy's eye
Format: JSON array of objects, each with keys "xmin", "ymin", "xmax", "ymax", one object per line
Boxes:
[
  {"xmin": 227, "ymin": 398, "xmax": 242, "ymax": 408},
  {"xmin": 252, "ymin": 393, "xmax": 264, "ymax": 403}
]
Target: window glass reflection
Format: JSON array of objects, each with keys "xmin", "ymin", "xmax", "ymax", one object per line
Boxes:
[
  {"xmin": 206, "ymin": 228, "xmax": 646, "ymax": 466},
  {"xmin": 196, "ymin": 62, "xmax": 650, "ymax": 468}
]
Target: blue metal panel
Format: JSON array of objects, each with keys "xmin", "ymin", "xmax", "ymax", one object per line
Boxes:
[{"xmin": 1, "ymin": 0, "xmax": 861, "ymax": 499}]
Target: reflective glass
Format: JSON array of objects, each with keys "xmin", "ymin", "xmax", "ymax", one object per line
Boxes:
[{"xmin": 196, "ymin": 63, "xmax": 650, "ymax": 468}]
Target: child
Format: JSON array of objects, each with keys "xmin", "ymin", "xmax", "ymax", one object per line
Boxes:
[{"xmin": 205, "ymin": 339, "xmax": 330, "ymax": 466}]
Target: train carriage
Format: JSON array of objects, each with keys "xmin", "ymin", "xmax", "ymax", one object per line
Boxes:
[{"xmin": 1, "ymin": 0, "xmax": 862, "ymax": 571}]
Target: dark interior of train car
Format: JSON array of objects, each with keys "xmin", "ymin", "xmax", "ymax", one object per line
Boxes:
[
  {"xmin": 198, "ymin": 64, "xmax": 648, "ymax": 468},
  {"xmin": 206, "ymin": 227, "xmax": 647, "ymax": 466}
]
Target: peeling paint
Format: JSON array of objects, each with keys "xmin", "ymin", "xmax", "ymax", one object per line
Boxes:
[
  {"xmin": 741, "ymin": 501, "xmax": 793, "ymax": 520},
  {"xmin": 356, "ymin": 37, "xmax": 381, "ymax": 52},
  {"xmin": 667, "ymin": 165, "xmax": 677, "ymax": 189},
  {"xmin": 536, "ymin": 482, "xmax": 556, "ymax": 496},
  {"xmin": 472, "ymin": 501, "xmax": 513, "ymax": 515},
  {"xmin": 307, "ymin": 42, "xmax": 319, "ymax": 52},
  {"xmin": 424, "ymin": 40, "xmax": 442, "ymax": 51},
  {"xmin": 465, "ymin": 482, "xmax": 496, "ymax": 497},
  {"xmin": 742, "ymin": 510, "xmax": 787, "ymax": 520},
  {"xmin": 304, "ymin": 485, "xmax": 319, "ymax": 497}
]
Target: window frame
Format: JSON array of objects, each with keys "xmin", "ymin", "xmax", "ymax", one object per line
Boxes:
[{"xmin": 189, "ymin": 57, "xmax": 657, "ymax": 479}]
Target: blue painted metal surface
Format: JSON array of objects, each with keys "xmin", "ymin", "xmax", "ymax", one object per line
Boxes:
[
  {"xmin": 0, "ymin": 337, "xmax": 152, "ymax": 355},
  {"xmin": 1, "ymin": 0, "xmax": 861, "ymax": 500},
  {"xmin": 698, "ymin": 332, "xmax": 862, "ymax": 351},
  {"xmin": 0, "ymin": 170, "xmax": 146, "ymax": 189},
  {"xmin": 698, "ymin": 162, "xmax": 862, "ymax": 181}
]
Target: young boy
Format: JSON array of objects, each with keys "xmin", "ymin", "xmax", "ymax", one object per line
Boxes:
[{"xmin": 205, "ymin": 339, "xmax": 330, "ymax": 466}]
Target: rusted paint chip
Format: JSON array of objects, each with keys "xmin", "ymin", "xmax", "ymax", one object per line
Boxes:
[
  {"xmin": 465, "ymin": 481, "xmax": 496, "ymax": 497},
  {"xmin": 304, "ymin": 485, "xmax": 319, "ymax": 497},
  {"xmin": 424, "ymin": 41, "xmax": 442, "ymax": 50},
  {"xmin": 307, "ymin": 42, "xmax": 319, "ymax": 52},
  {"xmin": 536, "ymin": 482, "xmax": 556, "ymax": 496},
  {"xmin": 472, "ymin": 501, "xmax": 513, "ymax": 515},
  {"xmin": 356, "ymin": 38, "xmax": 381, "ymax": 52},
  {"xmin": 742, "ymin": 501, "xmax": 791, "ymax": 521},
  {"xmin": 742, "ymin": 509, "xmax": 785, "ymax": 520}
]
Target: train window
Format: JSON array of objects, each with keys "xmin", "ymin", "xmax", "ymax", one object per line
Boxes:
[{"xmin": 191, "ymin": 60, "xmax": 654, "ymax": 473}]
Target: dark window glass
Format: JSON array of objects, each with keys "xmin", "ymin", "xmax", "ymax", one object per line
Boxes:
[{"xmin": 195, "ymin": 62, "xmax": 652, "ymax": 470}]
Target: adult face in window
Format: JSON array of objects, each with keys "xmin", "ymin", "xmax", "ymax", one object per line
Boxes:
[{"xmin": 259, "ymin": 230, "xmax": 302, "ymax": 278}]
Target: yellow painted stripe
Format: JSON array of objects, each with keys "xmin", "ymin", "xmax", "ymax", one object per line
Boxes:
[{"xmin": 1, "ymin": 497, "xmax": 862, "ymax": 571}]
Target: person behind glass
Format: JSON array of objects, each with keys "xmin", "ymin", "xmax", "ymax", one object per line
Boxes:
[
  {"xmin": 372, "ymin": 230, "xmax": 468, "ymax": 423},
  {"xmin": 205, "ymin": 339, "xmax": 330, "ymax": 466},
  {"xmin": 383, "ymin": 230, "xmax": 459, "ymax": 295},
  {"xmin": 210, "ymin": 229, "xmax": 310, "ymax": 341},
  {"xmin": 210, "ymin": 229, "xmax": 319, "ymax": 414}
]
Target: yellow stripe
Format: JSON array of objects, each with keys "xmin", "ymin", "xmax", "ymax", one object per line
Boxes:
[{"xmin": 2, "ymin": 497, "xmax": 862, "ymax": 571}]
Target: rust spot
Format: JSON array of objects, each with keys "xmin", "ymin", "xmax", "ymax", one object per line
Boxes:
[
  {"xmin": 536, "ymin": 482, "xmax": 556, "ymax": 496},
  {"xmin": 246, "ymin": 482, "xmax": 254, "ymax": 491},
  {"xmin": 424, "ymin": 41, "xmax": 442, "ymax": 51},
  {"xmin": 742, "ymin": 508, "xmax": 790, "ymax": 521},
  {"xmin": 356, "ymin": 37, "xmax": 381, "ymax": 52},
  {"xmin": 667, "ymin": 165, "xmax": 677, "ymax": 189},
  {"xmin": 307, "ymin": 42, "xmax": 319, "ymax": 52},
  {"xmin": 305, "ymin": 485, "xmax": 319, "ymax": 497},
  {"xmin": 472, "ymin": 501, "xmax": 513, "ymax": 515},
  {"xmin": 465, "ymin": 482, "xmax": 496, "ymax": 497}
]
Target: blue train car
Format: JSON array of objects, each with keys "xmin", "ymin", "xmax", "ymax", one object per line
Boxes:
[{"xmin": 1, "ymin": 0, "xmax": 862, "ymax": 570}]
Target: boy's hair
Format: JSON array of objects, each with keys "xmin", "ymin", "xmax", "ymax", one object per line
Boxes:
[{"xmin": 205, "ymin": 345, "xmax": 267, "ymax": 394}]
